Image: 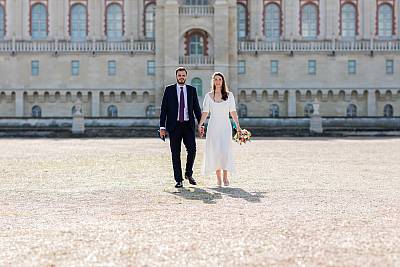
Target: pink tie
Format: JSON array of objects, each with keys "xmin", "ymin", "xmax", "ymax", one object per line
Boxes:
[{"xmin": 179, "ymin": 87, "xmax": 185, "ymax": 122}]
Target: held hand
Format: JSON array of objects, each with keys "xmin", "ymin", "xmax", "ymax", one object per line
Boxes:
[
  {"xmin": 198, "ymin": 125, "xmax": 204, "ymax": 138},
  {"xmin": 236, "ymin": 126, "xmax": 242, "ymax": 133},
  {"xmin": 159, "ymin": 129, "xmax": 166, "ymax": 139}
]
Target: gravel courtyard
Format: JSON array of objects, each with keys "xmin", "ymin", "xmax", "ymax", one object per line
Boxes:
[{"xmin": 0, "ymin": 138, "xmax": 399, "ymax": 267}]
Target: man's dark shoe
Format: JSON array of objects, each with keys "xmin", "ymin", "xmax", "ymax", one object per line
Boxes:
[
  {"xmin": 175, "ymin": 182, "xmax": 183, "ymax": 188},
  {"xmin": 185, "ymin": 175, "xmax": 197, "ymax": 185}
]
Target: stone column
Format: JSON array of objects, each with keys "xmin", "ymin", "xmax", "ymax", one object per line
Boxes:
[
  {"xmin": 19, "ymin": 0, "xmax": 28, "ymax": 39},
  {"xmin": 326, "ymin": 0, "xmax": 338, "ymax": 38},
  {"xmin": 15, "ymin": 91, "xmax": 24, "ymax": 117},
  {"xmin": 154, "ymin": 2, "xmax": 165, "ymax": 112},
  {"xmin": 367, "ymin": 89, "xmax": 376, "ymax": 116},
  {"xmin": 319, "ymin": 0, "xmax": 326, "ymax": 39},
  {"xmin": 292, "ymin": 0, "xmax": 300, "ymax": 39},
  {"xmin": 125, "ymin": 0, "xmax": 136, "ymax": 40},
  {"xmin": 47, "ymin": 0, "xmax": 56, "ymax": 39},
  {"xmin": 228, "ymin": 0, "xmax": 239, "ymax": 97},
  {"xmin": 91, "ymin": 91, "xmax": 100, "ymax": 117},
  {"xmin": 287, "ymin": 90, "xmax": 296, "ymax": 117},
  {"xmin": 6, "ymin": 0, "xmax": 15, "ymax": 39},
  {"xmin": 163, "ymin": 2, "xmax": 179, "ymax": 89},
  {"xmin": 214, "ymin": 0, "xmax": 230, "ymax": 78},
  {"xmin": 88, "ymin": 0, "xmax": 97, "ymax": 38},
  {"xmin": 61, "ymin": 0, "xmax": 68, "ymax": 39},
  {"xmin": 249, "ymin": 0, "xmax": 260, "ymax": 39}
]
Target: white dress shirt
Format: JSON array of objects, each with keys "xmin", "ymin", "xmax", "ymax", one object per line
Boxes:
[
  {"xmin": 176, "ymin": 84, "xmax": 189, "ymax": 121},
  {"xmin": 160, "ymin": 84, "xmax": 189, "ymax": 131}
]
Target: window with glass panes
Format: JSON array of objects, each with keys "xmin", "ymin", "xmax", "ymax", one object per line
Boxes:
[
  {"xmin": 378, "ymin": 4, "xmax": 393, "ymax": 38},
  {"xmin": 31, "ymin": 4, "xmax": 48, "ymax": 39},
  {"xmin": 341, "ymin": 4, "xmax": 356, "ymax": 38},
  {"xmin": 71, "ymin": 61, "xmax": 80, "ymax": 76},
  {"xmin": 348, "ymin": 60, "xmax": 356, "ymax": 74},
  {"xmin": 31, "ymin": 60, "xmax": 39, "ymax": 76},
  {"xmin": 106, "ymin": 4, "xmax": 123, "ymax": 40},
  {"xmin": 71, "ymin": 4, "xmax": 87, "ymax": 41},
  {"xmin": 308, "ymin": 60, "xmax": 316, "ymax": 74},
  {"xmin": 108, "ymin": 60, "xmax": 116, "ymax": 76},
  {"xmin": 238, "ymin": 60, "xmax": 246, "ymax": 74},
  {"xmin": 271, "ymin": 60, "xmax": 279, "ymax": 74},
  {"xmin": 264, "ymin": 4, "xmax": 280, "ymax": 41},
  {"xmin": 237, "ymin": 4, "xmax": 247, "ymax": 39},
  {"xmin": 301, "ymin": 4, "xmax": 318, "ymax": 38},
  {"xmin": 145, "ymin": 4, "xmax": 156, "ymax": 39},
  {"xmin": 0, "ymin": 5, "xmax": 5, "ymax": 39},
  {"xmin": 189, "ymin": 34, "xmax": 204, "ymax": 55},
  {"xmin": 386, "ymin": 60, "xmax": 394, "ymax": 74}
]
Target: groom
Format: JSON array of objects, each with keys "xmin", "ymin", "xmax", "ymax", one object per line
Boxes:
[{"xmin": 159, "ymin": 67, "xmax": 203, "ymax": 188}]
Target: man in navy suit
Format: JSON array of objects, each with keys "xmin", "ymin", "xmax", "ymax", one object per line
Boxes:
[{"xmin": 159, "ymin": 67, "xmax": 203, "ymax": 188}]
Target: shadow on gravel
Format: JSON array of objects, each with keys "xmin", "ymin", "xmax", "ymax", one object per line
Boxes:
[
  {"xmin": 210, "ymin": 187, "xmax": 266, "ymax": 203},
  {"xmin": 171, "ymin": 187, "xmax": 223, "ymax": 204}
]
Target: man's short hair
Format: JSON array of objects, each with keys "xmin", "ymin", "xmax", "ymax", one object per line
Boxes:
[{"xmin": 175, "ymin": 67, "xmax": 188, "ymax": 75}]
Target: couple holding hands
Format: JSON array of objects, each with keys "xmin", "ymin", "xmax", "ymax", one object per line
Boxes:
[{"xmin": 159, "ymin": 67, "xmax": 241, "ymax": 188}]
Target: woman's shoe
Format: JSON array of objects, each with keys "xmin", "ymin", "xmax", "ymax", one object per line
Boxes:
[{"xmin": 223, "ymin": 178, "xmax": 229, "ymax": 186}]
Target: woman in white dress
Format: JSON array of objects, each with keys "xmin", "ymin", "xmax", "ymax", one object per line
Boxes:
[{"xmin": 198, "ymin": 72, "xmax": 241, "ymax": 186}]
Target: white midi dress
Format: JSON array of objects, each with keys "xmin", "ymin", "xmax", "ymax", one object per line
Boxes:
[{"xmin": 201, "ymin": 92, "xmax": 237, "ymax": 175}]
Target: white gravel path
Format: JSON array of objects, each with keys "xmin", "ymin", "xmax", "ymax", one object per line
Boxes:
[{"xmin": 0, "ymin": 138, "xmax": 399, "ymax": 267}]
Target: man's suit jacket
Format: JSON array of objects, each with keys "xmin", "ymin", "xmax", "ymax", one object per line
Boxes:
[{"xmin": 160, "ymin": 84, "xmax": 202, "ymax": 133}]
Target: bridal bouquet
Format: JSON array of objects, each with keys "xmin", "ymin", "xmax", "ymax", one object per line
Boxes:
[{"xmin": 233, "ymin": 129, "xmax": 252, "ymax": 145}]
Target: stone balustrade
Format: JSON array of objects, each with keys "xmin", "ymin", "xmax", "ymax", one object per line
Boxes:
[
  {"xmin": 238, "ymin": 39, "xmax": 400, "ymax": 53},
  {"xmin": 179, "ymin": 5, "xmax": 214, "ymax": 16},
  {"xmin": 0, "ymin": 40, "xmax": 155, "ymax": 54}
]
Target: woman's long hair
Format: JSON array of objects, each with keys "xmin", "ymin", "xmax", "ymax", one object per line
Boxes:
[{"xmin": 210, "ymin": 72, "xmax": 229, "ymax": 101}]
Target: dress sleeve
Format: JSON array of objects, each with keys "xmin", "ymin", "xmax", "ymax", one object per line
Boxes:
[
  {"xmin": 202, "ymin": 93, "xmax": 210, "ymax": 113},
  {"xmin": 228, "ymin": 92, "xmax": 237, "ymax": 112}
]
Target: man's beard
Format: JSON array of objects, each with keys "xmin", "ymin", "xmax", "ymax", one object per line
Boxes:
[{"xmin": 177, "ymin": 78, "xmax": 186, "ymax": 85}]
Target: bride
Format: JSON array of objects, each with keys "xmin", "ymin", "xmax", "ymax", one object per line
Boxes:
[{"xmin": 198, "ymin": 72, "xmax": 241, "ymax": 186}]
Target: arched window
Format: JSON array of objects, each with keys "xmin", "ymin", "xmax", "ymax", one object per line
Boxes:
[
  {"xmin": 346, "ymin": 104, "xmax": 357, "ymax": 117},
  {"xmin": 70, "ymin": 4, "xmax": 87, "ymax": 42},
  {"xmin": 32, "ymin": 105, "xmax": 42, "ymax": 118},
  {"xmin": 107, "ymin": 105, "xmax": 118, "ymax": 117},
  {"xmin": 145, "ymin": 3, "xmax": 156, "ymax": 39},
  {"xmin": 304, "ymin": 103, "xmax": 314, "ymax": 117},
  {"xmin": 189, "ymin": 33, "xmax": 204, "ymax": 55},
  {"xmin": 264, "ymin": 3, "xmax": 280, "ymax": 41},
  {"xmin": 238, "ymin": 103, "xmax": 247, "ymax": 117},
  {"xmin": 384, "ymin": 104, "xmax": 393, "ymax": 117},
  {"xmin": 184, "ymin": 0, "xmax": 209, "ymax": 5},
  {"xmin": 0, "ymin": 5, "xmax": 5, "ymax": 39},
  {"xmin": 191, "ymin": 78, "xmax": 203, "ymax": 96},
  {"xmin": 378, "ymin": 4, "xmax": 393, "ymax": 38},
  {"xmin": 237, "ymin": 4, "xmax": 247, "ymax": 39},
  {"xmin": 270, "ymin": 104, "xmax": 279, "ymax": 117},
  {"xmin": 31, "ymin": 4, "xmax": 48, "ymax": 40},
  {"xmin": 146, "ymin": 105, "xmax": 156, "ymax": 117},
  {"xmin": 301, "ymin": 4, "xmax": 317, "ymax": 39},
  {"xmin": 106, "ymin": 4, "xmax": 123, "ymax": 41},
  {"xmin": 341, "ymin": 3, "xmax": 356, "ymax": 38}
]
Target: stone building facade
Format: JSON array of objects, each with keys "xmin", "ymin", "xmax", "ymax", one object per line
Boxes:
[{"xmin": 0, "ymin": 0, "xmax": 399, "ymax": 118}]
